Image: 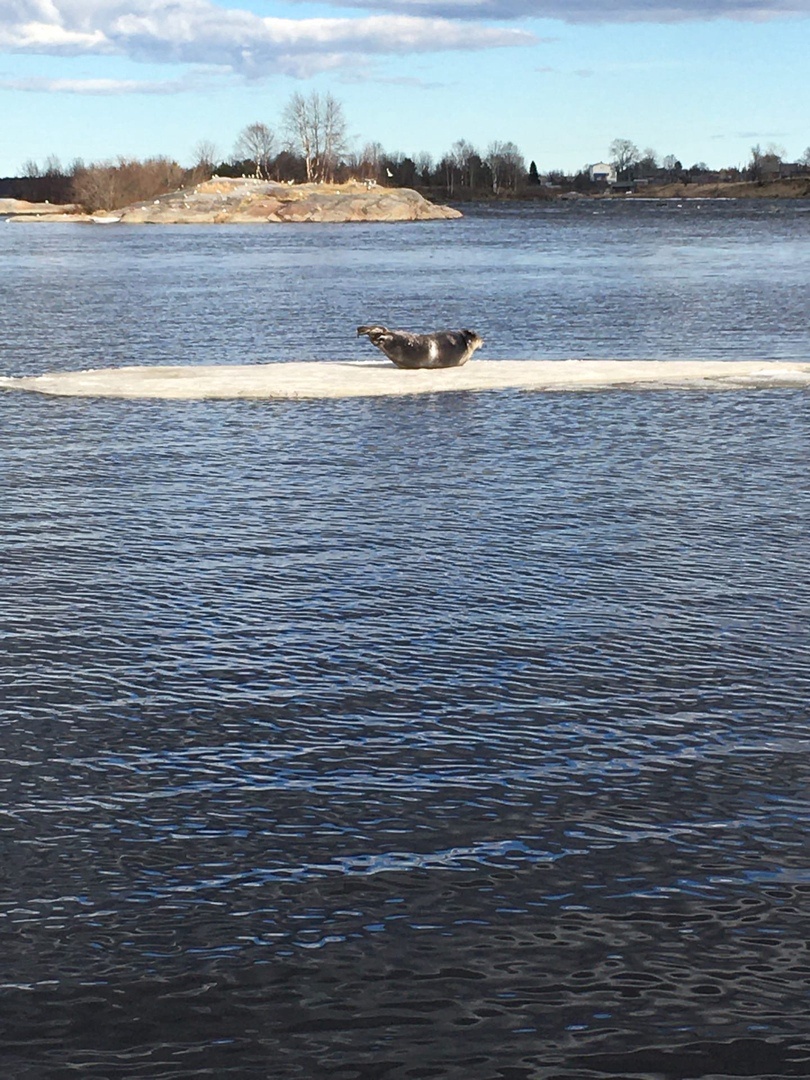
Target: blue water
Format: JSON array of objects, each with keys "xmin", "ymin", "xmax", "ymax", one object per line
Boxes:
[
  {"xmin": 1, "ymin": 201, "xmax": 809, "ymax": 1079},
  {"xmin": 2, "ymin": 198, "xmax": 810, "ymax": 374}
]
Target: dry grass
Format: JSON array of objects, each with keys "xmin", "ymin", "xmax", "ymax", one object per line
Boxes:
[{"xmin": 632, "ymin": 178, "xmax": 810, "ymax": 200}]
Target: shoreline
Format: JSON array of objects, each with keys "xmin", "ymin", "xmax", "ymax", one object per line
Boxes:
[
  {"xmin": 2, "ymin": 359, "xmax": 809, "ymax": 400},
  {"xmin": 625, "ymin": 177, "xmax": 810, "ymax": 201},
  {"xmin": 4, "ymin": 176, "xmax": 809, "ymax": 224}
]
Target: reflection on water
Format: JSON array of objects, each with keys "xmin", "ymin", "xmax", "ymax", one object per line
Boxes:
[{"xmin": 2, "ymin": 205, "xmax": 810, "ymax": 1077}]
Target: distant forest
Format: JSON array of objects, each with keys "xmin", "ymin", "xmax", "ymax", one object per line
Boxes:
[{"xmin": 3, "ymin": 92, "xmax": 810, "ymax": 211}]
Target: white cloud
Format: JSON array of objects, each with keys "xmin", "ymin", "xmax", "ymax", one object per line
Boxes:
[
  {"xmin": 0, "ymin": 73, "xmax": 196, "ymax": 91},
  {"xmin": 0, "ymin": 0, "xmax": 536, "ymax": 77},
  {"xmin": 3, "ymin": 19, "xmax": 107, "ymax": 51},
  {"xmin": 356, "ymin": 74, "xmax": 448, "ymax": 88}
]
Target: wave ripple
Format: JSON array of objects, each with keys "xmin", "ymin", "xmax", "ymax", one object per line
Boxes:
[{"xmin": 2, "ymin": 254, "xmax": 810, "ymax": 1078}]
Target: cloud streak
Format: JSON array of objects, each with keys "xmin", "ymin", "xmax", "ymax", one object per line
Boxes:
[
  {"xmin": 0, "ymin": 73, "xmax": 204, "ymax": 92},
  {"xmin": 0, "ymin": 0, "xmax": 536, "ymax": 77},
  {"xmin": 282, "ymin": 0, "xmax": 810, "ymax": 20}
]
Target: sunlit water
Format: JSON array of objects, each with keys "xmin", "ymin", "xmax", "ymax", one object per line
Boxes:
[{"xmin": 1, "ymin": 201, "xmax": 810, "ymax": 1079}]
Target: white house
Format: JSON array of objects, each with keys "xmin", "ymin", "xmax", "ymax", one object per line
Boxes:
[{"xmin": 589, "ymin": 162, "xmax": 617, "ymax": 184}]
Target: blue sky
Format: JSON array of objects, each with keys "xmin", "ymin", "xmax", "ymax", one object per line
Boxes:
[{"xmin": 2, "ymin": 0, "xmax": 809, "ymax": 177}]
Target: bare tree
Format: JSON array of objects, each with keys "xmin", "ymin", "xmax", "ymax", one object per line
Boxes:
[
  {"xmin": 748, "ymin": 143, "xmax": 785, "ymax": 182},
  {"xmin": 71, "ymin": 156, "xmax": 188, "ymax": 212},
  {"xmin": 415, "ymin": 151, "xmax": 433, "ymax": 185},
  {"xmin": 609, "ymin": 138, "xmax": 640, "ymax": 177},
  {"xmin": 321, "ymin": 93, "xmax": 348, "ymax": 183},
  {"xmin": 486, "ymin": 141, "xmax": 506, "ymax": 192},
  {"xmin": 800, "ymin": 146, "xmax": 810, "ymax": 168},
  {"xmin": 193, "ymin": 139, "xmax": 218, "ymax": 170},
  {"xmin": 451, "ymin": 138, "xmax": 479, "ymax": 189},
  {"xmin": 360, "ymin": 140, "xmax": 385, "ymax": 182},
  {"xmin": 439, "ymin": 154, "xmax": 457, "ymax": 195},
  {"xmin": 635, "ymin": 147, "xmax": 658, "ymax": 179},
  {"xmin": 233, "ymin": 123, "xmax": 275, "ymax": 179},
  {"xmin": 17, "ymin": 156, "xmax": 71, "ymax": 203},
  {"xmin": 486, "ymin": 140, "xmax": 525, "ymax": 193},
  {"xmin": 748, "ymin": 143, "xmax": 765, "ymax": 181},
  {"xmin": 282, "ymin": 92, "xmax": 348, "ymax": 183},
  {"xmin": 661, "ymin": 153, "xmax": 680, "ymax": 176},
  {"xmin": 283, "ymin": 92, "xmax": 314, "ymax": 180}
]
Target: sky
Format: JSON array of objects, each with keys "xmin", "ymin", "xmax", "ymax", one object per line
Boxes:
[{"xmin": 1, "ymin": 0, "xmax": 809, "ymax": 177}]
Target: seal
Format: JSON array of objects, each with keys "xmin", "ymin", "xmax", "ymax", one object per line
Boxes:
[{"xmin": 357, "ymin": 325, "xmax": 484, "ymax": 370}]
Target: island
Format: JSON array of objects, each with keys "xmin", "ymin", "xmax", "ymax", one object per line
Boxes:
[{"xmin": 4, "ymin": 178, "xmax": 461, "ymax": 224}]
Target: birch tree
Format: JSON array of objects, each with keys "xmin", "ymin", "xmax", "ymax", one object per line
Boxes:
[
  {"xmin": 486, "ymin": 141, "xmax": 525, "ymax": 193},
  {"xmin": 233, "ymin": 123, "xmax": 275, "ymax": 179},
  {"xmin": 451, "ymin": 139, "xmax": 479, "ymax": 189},
  {"xmin": 282, "ymin": 92, "xmax": 348, "ymax": 183}
]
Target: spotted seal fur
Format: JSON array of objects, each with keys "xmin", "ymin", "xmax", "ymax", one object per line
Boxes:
[{"xmin": 357, "ymin": 325, "xmax": 484, "ymax": 369}]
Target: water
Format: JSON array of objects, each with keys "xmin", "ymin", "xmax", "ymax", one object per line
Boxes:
[
  {"xmin": 2, "ymin": 198, "xmax": 810, "ymax": 373},
  {"xmin": 1, "ymin": 202, "xmax": 810, "ymax": 1079}
]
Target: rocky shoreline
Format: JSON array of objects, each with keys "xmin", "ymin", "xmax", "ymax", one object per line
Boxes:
[
  {"xmin": 5, "ymin": 176, "xmax": 809, "ymax": 224},
  {"xmin": 0, "ymin": 198, "xmax": 80, "ymax": 217},
  {"xmin": 4, "ymin": 178, "xmax": 461, "ymax": 224}
]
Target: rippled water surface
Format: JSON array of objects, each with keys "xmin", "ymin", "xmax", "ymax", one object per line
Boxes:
[
  {"xmin": 2, "ymin": 203, "xmax": 810, "ymax": 1078},
  {"xmin": 2, "ymin": 199, "xmax": 810, "ymax": 372}
]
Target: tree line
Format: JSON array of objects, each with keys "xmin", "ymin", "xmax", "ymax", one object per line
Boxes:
[
  {"xmin": 602, "ymin": 137, "xmax": 810, "ymax": 184},
  {"xmin": 6, "ymin": 91, "xmax": 530, "ymax": 211},
  {"xmin": 5, "ymin": 95, "xmax": 810, "ymax": 211}
]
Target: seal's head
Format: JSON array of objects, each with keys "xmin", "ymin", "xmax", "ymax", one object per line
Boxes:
[{"xmin": 460, "ymin": 329, "xmax": 485, "ymax": 354}]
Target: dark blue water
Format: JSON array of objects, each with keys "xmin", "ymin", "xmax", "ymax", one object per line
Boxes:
[{"xmin": 1, "ymin": 202, "xmax": 810, "ymax": 1078}]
